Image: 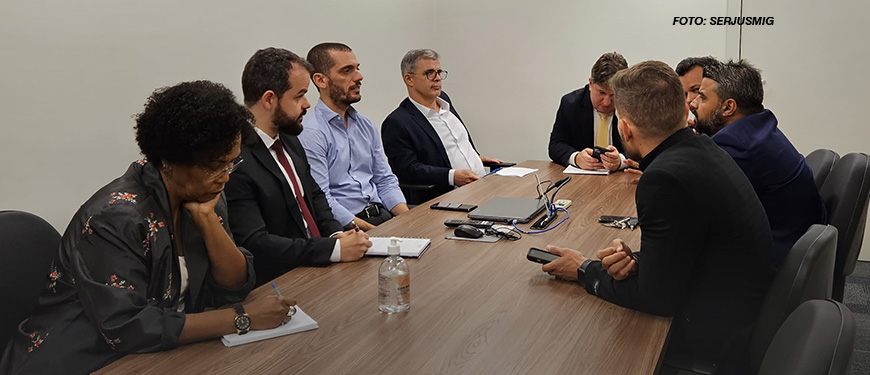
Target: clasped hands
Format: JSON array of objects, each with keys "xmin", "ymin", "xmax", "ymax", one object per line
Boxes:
[
  {"xmin": 541, "ymin": 239, "xmax": 638, "ymax": 281},
  {"xmin": 574, "ymin": 146, "xmax": 621, "ymax": 171}
]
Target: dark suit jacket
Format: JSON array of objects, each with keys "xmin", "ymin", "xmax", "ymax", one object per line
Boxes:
[
  {"xmin": 225, "ymin": 130, "xmax": 344, "ymax": 286},
  {"xmin": 381, "ymin": 91, "xmax": 480, "ymax": 202},
  {"xmin": 583, "ymin": 128, "xmax": 776, "ymax": 372},
  {"xmin": 548, "ymin": 85, "xmax": 624, "ymax": 166},
  {"xmin": 712, "ymin": 109, "xmax": 827, "ymax": 267}
]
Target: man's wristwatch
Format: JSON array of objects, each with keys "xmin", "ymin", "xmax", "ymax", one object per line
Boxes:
[
  {"xmin": 577, "ymin": 258, "xmax": 594, "ymax": 281},
  {"xmin": 233, "ymin": 304, "xmax": 251, "ymax": 335}
]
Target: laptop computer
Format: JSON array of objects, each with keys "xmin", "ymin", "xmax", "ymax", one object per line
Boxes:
[{"xmin": 467, "ymin": 197, "xmax": 548, "ymax": 223}]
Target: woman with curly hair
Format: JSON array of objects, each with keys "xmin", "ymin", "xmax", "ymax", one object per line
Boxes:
[{"xmin": 0, "ymin": 81, "xmax": 295, "ymax": 374}]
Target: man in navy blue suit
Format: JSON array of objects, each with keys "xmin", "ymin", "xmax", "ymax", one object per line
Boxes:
[
  {"xmin": 381, "ymin": 49, "xmax": 502, "ymax": 203},
  {"xmin": 691, "ymin": 59, "xmax": 827, "ymax": 267}
]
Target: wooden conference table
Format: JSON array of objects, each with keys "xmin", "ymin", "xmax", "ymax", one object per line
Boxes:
[{"xmin": 99, "ymin": 160, "xmax": 671, "ymax": 375}]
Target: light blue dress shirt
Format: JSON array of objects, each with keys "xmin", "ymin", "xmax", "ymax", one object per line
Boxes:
[{"xmin": 298, "ymin": 100, "xmax": 406, "ymax": 226}]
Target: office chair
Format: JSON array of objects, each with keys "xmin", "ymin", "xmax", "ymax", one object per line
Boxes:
[
  {"xmin": 758, "ymin": 299, "xmax": 855, "ymax": 375},
  {"xmin": 749, "ymin": 224, "xmax": 838, "ymax": 374},
  {"xmin": 805, "ymin": 149, "xmax": 840, "ymax": 190},
  {"xmin": 0, "ymin": 210, "xmax": 61, "ymax": 353},
  {"xmin": 818, "ymin": 152, "xmax": 870, "ymax": 302}
]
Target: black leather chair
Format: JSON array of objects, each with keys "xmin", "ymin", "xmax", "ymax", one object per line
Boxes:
[
  {"xmin": 0, "ymin": 211, "xmax": 61, "ymax": 352},
  {"xmin": 818, "ymin": 152, "xmax": 870, "ymax": 301},
  {"xmin": 659, "ymin": 224, "xmax": 837, "ymax": 375},
  {"xmin": 749, "ymin": 224, "xmax": 838, "ymax": 374},
  {"xmin": 758, "ymin": 299, "xmax": 855, "ymax": 375},
  {"xmin": 805, "ymin": 149, "xmax": 840, "ymax": 190}
]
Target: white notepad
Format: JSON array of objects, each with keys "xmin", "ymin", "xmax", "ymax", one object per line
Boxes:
[
  {"xmin": 494, "ymin": 167, "xmax": 539, "ymax": 177},
  {"xmin": 563, "ymin": 165, "xmax": 610, "ymax": 175},
  {"xmin": 365, "ymin": 237, "xmax": 431, "ymax": 258},
  {"xmin": 221, "ymin": 306, "xmax": 318, "ymax": 347}
]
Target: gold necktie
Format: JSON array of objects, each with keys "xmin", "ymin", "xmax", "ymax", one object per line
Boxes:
[{"xmin": 596, "ymin": 113, "xmax": 609, "ymax": 148}]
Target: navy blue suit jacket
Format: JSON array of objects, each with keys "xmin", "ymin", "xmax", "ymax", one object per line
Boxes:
[
  {"xmin": 548, "ymin": 85, "xmax": 624, "ymax": 166},
  {"xmin": 712, "ymin": 109, "xmax": 827, "ymax": 267},
  {"xmin": 381, "ymin": 92, "xmax": 480, "ymax": 202}
]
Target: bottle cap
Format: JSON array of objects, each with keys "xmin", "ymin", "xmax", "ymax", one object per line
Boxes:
[{"xmin": 388, "ymin": 237, "xmax": 401, "ymax": 256}]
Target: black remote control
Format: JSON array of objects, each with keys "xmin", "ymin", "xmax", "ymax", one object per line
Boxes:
[{"xmin": 444, "ymin": 219, "xmax": 493, "ymax": 229}]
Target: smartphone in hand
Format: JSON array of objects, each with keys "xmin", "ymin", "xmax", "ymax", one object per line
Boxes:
[{"xmin": 527, "ymin": 247, "xmax": 560, "ymax": 264}]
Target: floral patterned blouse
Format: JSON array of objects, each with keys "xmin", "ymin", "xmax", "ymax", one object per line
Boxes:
[{"xmin": 0, "ymin": 161, "xmax": 256, "ymax": 374}]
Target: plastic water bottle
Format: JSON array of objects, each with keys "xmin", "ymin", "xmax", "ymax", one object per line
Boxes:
[{"xmin": 378, "ymin": 237, "xmax": 410, "ymax": 313}]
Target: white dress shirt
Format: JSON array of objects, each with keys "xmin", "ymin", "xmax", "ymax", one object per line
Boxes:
[
  {"xmin": 255, "ymin": 126, "xmax": 342, "ymax": 262},
  {"xmin": 409, "ymin": 96, "xmax": 486, "ymax": 185}
]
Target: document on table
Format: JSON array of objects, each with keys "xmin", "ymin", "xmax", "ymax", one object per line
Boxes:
[
  {"xmin": 494, "ymin": 167, "xmax": 539, "ymax": 177},
  {"xmin": 365, "ymin": 237, "xmax": 431, "ymax": 258},
  {"xmin": 563, "ymin": 165, "xmax": 610, "ymax": 175},
  {"xmin": 221, "ymin": 306, "xmax": 318, "ymax": 347}
]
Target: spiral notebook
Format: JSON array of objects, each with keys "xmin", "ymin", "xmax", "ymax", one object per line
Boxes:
[
  {"xmin": 365, "ymin": 237, "xmax": 431, "ymax": 258},
  {"xmin": 221, "ymin": 306, "xmax": 318, "ymax": 347}
]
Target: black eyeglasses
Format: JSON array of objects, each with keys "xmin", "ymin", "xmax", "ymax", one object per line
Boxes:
[{"xmin": 421, "ymin": 69, "xmax": 448, "ymax": 81}]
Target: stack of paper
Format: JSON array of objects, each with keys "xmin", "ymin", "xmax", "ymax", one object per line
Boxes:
[
  {"xmin": 221, "ymin": 306, "xmax": 318, "ymax": 347},
  {"xmin": 365, "ymin": 237, "xmax": 431, "ymax": 258},
  {"xmin": 494, "ymin": 167, "xmax": 539, "ymax": 177}
]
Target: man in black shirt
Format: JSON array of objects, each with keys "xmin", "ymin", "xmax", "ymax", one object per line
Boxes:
[{"xmin": 541, "ymin": 61, "xmax": 775, "ymax": 373}]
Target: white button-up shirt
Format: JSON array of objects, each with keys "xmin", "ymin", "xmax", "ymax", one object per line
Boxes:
[{"xmin": 409, "ymin": 96, "xmax": 486, "ymax": 185}]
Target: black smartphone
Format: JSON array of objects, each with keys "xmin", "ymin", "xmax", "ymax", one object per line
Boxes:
[
  {"xmin": 430, "ymin": 202, "xmax": 478, "ymax": 212},
  {"xmin": 591, "ymin": 146, "xmax": 609, "ymax": 162},
  {"xmin": 527, "ymin": 247, "xmax": 560, "ymax": 264}
]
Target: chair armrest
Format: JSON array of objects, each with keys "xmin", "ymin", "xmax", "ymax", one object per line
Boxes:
[{"xmin": 399, "ymin": 183, "xmax": 436, "ymax": 192}]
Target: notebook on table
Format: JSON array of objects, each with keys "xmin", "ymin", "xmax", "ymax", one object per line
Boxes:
[
  {"xmin": 467, "ymin": 197, "xmax": 547, "ymax": 223},
  {"xmin": 365, "ymin": 237, "xmax": 431, "ymax": 258},
  {"xmin": 221, "ymin": 305, "xmax": 318, "ymax": 347}
]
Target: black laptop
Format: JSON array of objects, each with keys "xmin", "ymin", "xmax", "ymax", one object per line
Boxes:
[{"xmin": 467, "ymin": 197, "xmax": 547, "ymax": 223}]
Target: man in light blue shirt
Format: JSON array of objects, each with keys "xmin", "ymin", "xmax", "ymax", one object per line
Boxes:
[{"xmin": 299, "ymin": 42, "xmax": 409, "ymax": 231}]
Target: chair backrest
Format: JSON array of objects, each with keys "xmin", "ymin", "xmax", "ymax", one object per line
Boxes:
[
  {"xmin": 758, "ymin": 299, "xmax": 855, "ymax": 375},
  {"xmin": 0, "ymin": 211, "xmax": 61, "ymax": 352},
  {"xmin": 749, "ymin": 224, "xmax": 838, "ymax": 374},
  {"xmin": 818, "ymin": 152, "xmax": 870, "ymax": 301},
  {"xmin": 806, "ymin": 149, "xmax": 840, "ymax": 190}
]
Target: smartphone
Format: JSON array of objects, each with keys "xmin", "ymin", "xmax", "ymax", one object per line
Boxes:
[
  {"xmin": 526, "ymin": 247, "xmax": 560, "ymax": 264},
  {"xmin": 591, "ymin": 146, "xmax": 609, "ymax": 161},
  {"xmin": 430, "ymin": 202, "xmax": 478, "ymax": 212}
]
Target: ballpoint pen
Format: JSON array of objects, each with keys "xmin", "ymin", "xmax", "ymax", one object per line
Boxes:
[
  {"xmin": 481, "ymin": 167, "xmax": 503, "ymax": 178},
  {"xmin": 351, "ymin": 220, "xmax": 360, "ymax": 232},
  {"xmin": 271, "ymin": 282, "xmax": 296, "ymax": 316}
]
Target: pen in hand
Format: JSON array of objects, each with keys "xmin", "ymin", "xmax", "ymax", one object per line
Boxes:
[
  {"xmin": 351, "ymin": 220, "xmax": 361, "ymax": 232},
  {"xmin": 271, "ymin": 282, "xmax": 296, "ymax": 316}
]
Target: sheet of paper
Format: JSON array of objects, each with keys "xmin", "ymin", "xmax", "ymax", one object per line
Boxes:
[
  {"xmin": 563, "ymin": 165, "xmax": 610, "ymax": 175},
  {"xmin": 494, "ymin": 167, "xmax": 539, "ymax": 177},
  {"xmin": 221, "ymin": 306, "xmax": 318, "ymax": 347}
]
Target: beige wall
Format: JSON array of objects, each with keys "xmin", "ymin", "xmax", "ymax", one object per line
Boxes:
[{"xmin": 2, "ymin": 0, "xmax": 868, "ymax": 259}]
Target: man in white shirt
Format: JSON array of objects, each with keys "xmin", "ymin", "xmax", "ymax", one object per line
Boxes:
[
  {"xmin": 225, "ymin": 47, "xmax": 371, "ymax": 285},
  {"xmin": 382, "ymin": 49, "xmax": 503, "ymax": 203}
]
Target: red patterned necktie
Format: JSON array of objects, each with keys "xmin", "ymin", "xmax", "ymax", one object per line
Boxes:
[{"xmin": 270, "ymin": 139, "xmax": 321, "ymax": 237}]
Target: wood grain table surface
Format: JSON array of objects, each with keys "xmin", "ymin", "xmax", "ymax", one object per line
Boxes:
[{"xmin": 98, "ymin": 160, "xmax": 671, "ymax": 375}]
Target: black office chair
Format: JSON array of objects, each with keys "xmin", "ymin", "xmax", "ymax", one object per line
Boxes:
[
  {"xmin": 399, "ymin": 161, "xmax": 516, "ymax": 206},
  {"xmin": 748, "ymin": 224, "xmax": 838, "ymax": 374},
  {"xmin": 659, "ymin": 224, "xmax": 837, "ymax": 375},
  {"xmin": 818, "ymin": 152, "xmax": 870, "ymax": 302},
  {"xmin": 805, "ymin": 149, "xmax": 840, "ymax": 190},
  {"xmin": 0, "ymin": 211, "xmax": 61, "ymax": 352},
  {"xmin": 758, "ymin": 299, "xmax": 855, "ymax": 375}
]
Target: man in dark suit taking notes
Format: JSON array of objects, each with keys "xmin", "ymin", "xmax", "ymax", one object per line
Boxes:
[
  {"xmin": 225, "ymin": 48, "xmax": 371, "ymax": 286},
  {"xmin": 541, "ymin": 61, "xmax": 775, "ymax": 373},
  {"xmin": 548, "ymin": 52, "xmax": 629, "ymax": 171}
]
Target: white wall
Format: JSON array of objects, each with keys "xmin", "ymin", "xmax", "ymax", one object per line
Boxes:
[{"xmin": 2, "ymin": 0, "xmax": 868, "ymax": 259}]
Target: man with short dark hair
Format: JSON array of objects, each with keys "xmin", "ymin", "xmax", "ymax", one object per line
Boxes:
[
  {"xmin": 381, "ymin": 49, "xmax": 503, "ymax": 203},
  {"xmin": 691, "ymin": 60, "xmax": 826, "ymax": 267},
  {"xmin": 298, "ymin": 42, "xmax": 408, "ymax": 232},
  {"xmin": 548, "ymin": 52, "xmax": 629, "ymax": 170},
  {"xmin": 675, "ymin": 56, "xmax": 719, "ymax": 127},
  {"xmin": 226, "ymin": 47, "xmax": 372, "ymax": 286},
  {"xmin": 541, "ymin": 60, "xmax": 775, "ymax": 372}
]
